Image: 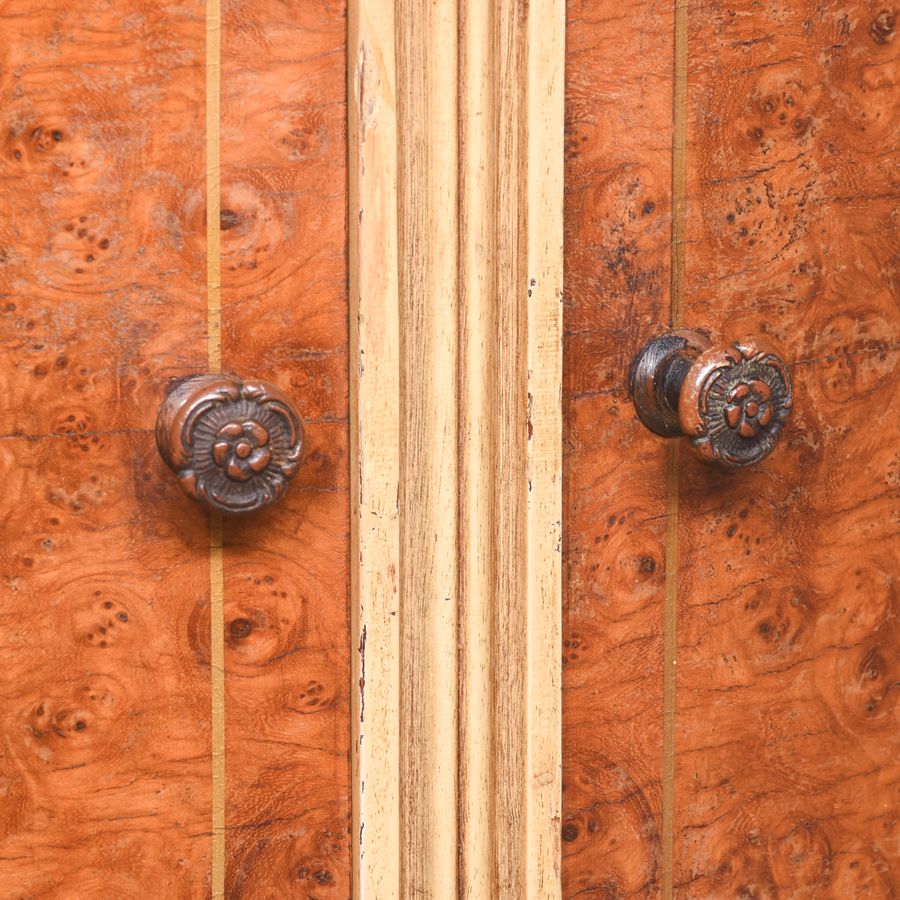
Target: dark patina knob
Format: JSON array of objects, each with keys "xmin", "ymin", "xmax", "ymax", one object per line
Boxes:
[
  {"xmin": 629, "ymin": 330, "xmax": 793, "ymax": 469},
  {"xmin": 156, "ymin": 374, "xmax": 304, "ymax": 514}
]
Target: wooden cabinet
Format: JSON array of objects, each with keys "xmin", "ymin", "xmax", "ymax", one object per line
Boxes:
[{"xmin": 0, "ymin": 0, "xmax": 896, "ymax": 897}]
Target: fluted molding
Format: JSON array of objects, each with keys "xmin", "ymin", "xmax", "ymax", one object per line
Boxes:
[{"xmin": 349, "ymin": 1, "xmax": 563, "ymax": 894}]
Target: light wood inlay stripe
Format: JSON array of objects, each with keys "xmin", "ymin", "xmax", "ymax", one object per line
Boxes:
[
  {"xmin": 662, "ymin": 444, "xmax": 679, "ymax": 899},
  {"xmin": 670, "ymin": 0, "xmax": 689, "ymax": 328},
  {"xmin": 206, "ymin": 0, "xmax": 222, "ymax": 376},
  {"xmin": 663, "ymin": 1, "xmax": 689, "ymax": 897},
  {"xmin": 209, "ymin": 514, "xmax": 225, "ymax": 900},
  {"xmin": 205, "ymin": 0, "xmax": 224, "ymax": 895}
]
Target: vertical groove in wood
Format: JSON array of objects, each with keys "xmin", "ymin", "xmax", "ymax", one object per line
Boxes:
[
  {"xmin": 350, "ymin": 1, "xmax": 563, "ymax": 895},
  {"xmin": 458, "ymin": 0, "xmax": 498, "ymax": 894},
  {"xmin": 395, "ymin": 0, "xmax": 461, "ymax": 893}
]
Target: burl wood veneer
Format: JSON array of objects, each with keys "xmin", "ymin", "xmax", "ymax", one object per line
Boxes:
[
  {"xmin": 563, "ymin": 1, "xmax": 899, "ymax": 896},
  {"xmin": 0, "ymin": 0, "xmax": 351, "ymax": 894},
  {"xmin": 0, "ymin": 1, "xmax": 211, "ymax": 893},
  {"xmin": 219, "ymin": 0, "xmax": 350, "ymax": 894}
]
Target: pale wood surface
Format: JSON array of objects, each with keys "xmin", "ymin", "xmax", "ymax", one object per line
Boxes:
[
  {"xmin": 349, "ymin": 0, "xmax": 403, "ymax": 896},
  {"xmin": 522, "ymin": 3, "xmax": 565, "ymax": 890},
  {"xmin": 350, "ymin": 0, "xmax": 564, "ymax": 896},
  {"xmin": 395, "ymin": 0, "xmax": 461, "ymax": 892}
]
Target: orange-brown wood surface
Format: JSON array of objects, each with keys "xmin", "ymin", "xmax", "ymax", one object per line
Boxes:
[
  {"xmin": 0, "ymin": 1, "xmax": 211, "ymax": 894},
  {"xmin": 564, "ymin": 1, "xmax": 899, "ymax": 897},
  {"xmin": 562, "ymin": 0, "xmax": 674, "ymax": 894},
  {"xmin": 0, "ymin": 0, "xmax": 350, "ymax": 895},
  {"xmin": 675, "ymin": 3, "xmax": 899, "ymax": 895},
  {"xmin": 220, "ymin": 0, "xmax": 350, "ymax": 895}
]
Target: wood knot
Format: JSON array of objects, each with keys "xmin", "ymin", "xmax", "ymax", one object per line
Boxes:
[
  {"xmin": 291, "ymin": 681, "xmax": 333, "ymax": 714},
  {"xmin": 220, "ymin": 208, "xmax": 240, "ymax": 230},
  {"xmin": 870, "ymin": 10, "xmax": 895, "ymax": 44},
  {"xmin": 229, "ymin": 617, "xmax": 253, "ymax": 639},
  {"xmin": 295, "ymin": 868, "xmax": 333, "ymax": 886}
]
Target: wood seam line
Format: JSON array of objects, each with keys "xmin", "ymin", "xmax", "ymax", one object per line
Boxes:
[
  {"xmin": 206, "ymin": 0, "xmax": 225, "ymax": 896},
  {"xmin": 664, "ymin": 1, "xmax": 689, "ymax": 897}
]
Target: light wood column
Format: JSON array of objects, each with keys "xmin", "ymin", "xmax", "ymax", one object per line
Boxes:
[{"xmin": 349, "ymin": 1, "xmax": 563, "ymax": 895}]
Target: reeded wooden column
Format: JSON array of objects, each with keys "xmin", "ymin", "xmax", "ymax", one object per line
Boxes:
[{"xmin": 349, "ymin": 0, "xmax": 563, "ymax": 895}]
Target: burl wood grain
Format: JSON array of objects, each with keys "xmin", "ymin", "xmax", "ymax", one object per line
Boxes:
[
  {"xmin": 675, "ymin": 3, "xmax": 900, "ymax": 896},
  {"xmin": 0, "ymin": 1, "xmax": 211, "ymax": 896},
  {"xmin": 564, "ymin": 0, "xmax": 900, "ymax": 897},
  {"xmin": 0, "ymin": 0, "xmax": 350, "ymax": 894},
  {"xmin": 562, "ymin": 0, "xmax": 675, "ymax": 893},
  {"xmin": 219, "ymin": 0, "xmax": 351, "ymax": 894}
]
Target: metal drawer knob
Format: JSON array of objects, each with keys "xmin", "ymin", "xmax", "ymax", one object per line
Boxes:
[
  {"xmin": 156, "ymin": 374, "xmax": 304, "ymax": 514},
  {"xmin": 629, "ymin": 330, "xmax": 793, "ymax": 469}
]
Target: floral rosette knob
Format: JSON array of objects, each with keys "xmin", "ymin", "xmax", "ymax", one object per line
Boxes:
[
  {"xmin": 156, "ymin": 374, "xmax": 304, "ymax": 514},
  {"xmin": 630, "ymin": 330, "xmax": 793, "ymax": 470},
  {"xmin": 680, "ymin": 338, "xmax": 792, "ymax": 467}
]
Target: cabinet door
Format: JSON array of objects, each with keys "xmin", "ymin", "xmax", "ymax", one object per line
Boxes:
[
  {"xmin": 563, "ymin": 1, "xmax": 899, "ymax": 896},
  {"xmin": 0, "ymin": 2, "xmax": 350, "ymax": 895}
]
